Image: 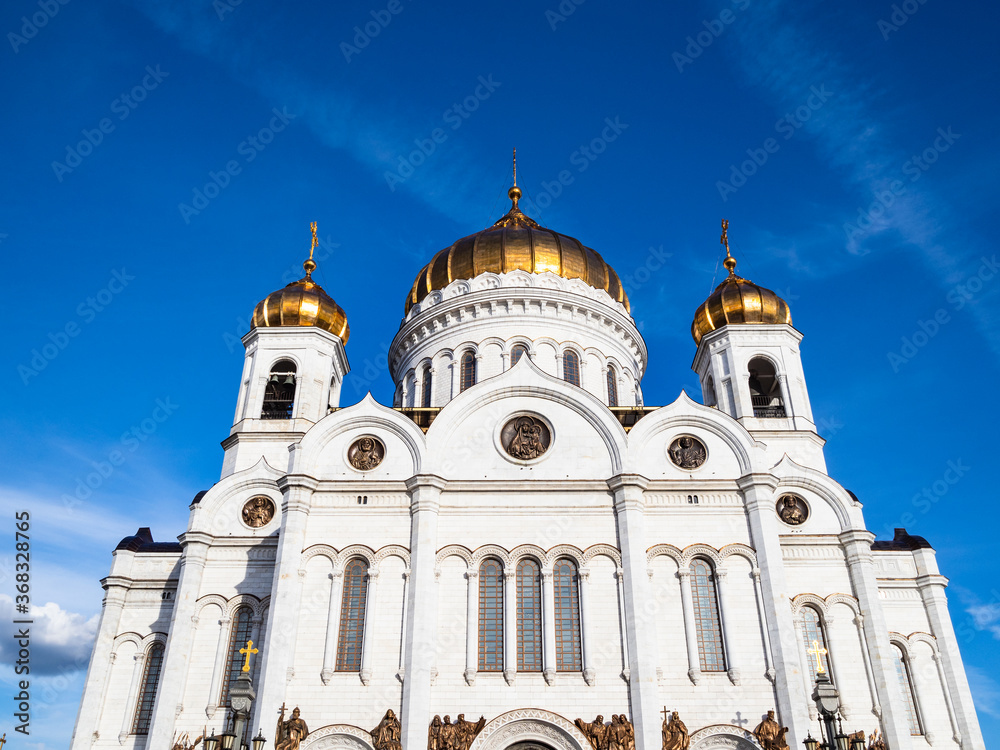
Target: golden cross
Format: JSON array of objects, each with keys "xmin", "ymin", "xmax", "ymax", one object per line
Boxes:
[
  {"xmin": 240, "ymin": 639, "xmax": 258, "ymax": 672},
  {"xmin": 661, "ymin": 706, "xmax": 670, "ymax": 721},
  {"xmin": 720, "ymin": 218, "xmax": 730, "ymax": 255},
  {"xmin": 309, "ymin": 221, "xmax": 318, "ymax": 260},
  {"xmin": 1, "ymin": 732, "xmax": 6, "ymax": 750},
  {"xmin": 807, "ymin": 639, "xmax": 828, "ymax": 674},
  {"xmin": 512, "ymin": 147, "xmax": 517, "ymax": 186}
]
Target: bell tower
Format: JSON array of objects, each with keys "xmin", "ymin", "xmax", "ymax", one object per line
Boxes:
[
  {"xmin": 690, "ymin": 221, "xmax": 815, "ymax": 433},
  {"xmin": 221, "ymin": 223, "xmax": 350, "ymax": 478}
]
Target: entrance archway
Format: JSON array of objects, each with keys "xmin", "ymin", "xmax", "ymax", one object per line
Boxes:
[{"xmin": 469, "ymin": 709, "xmax": 589, "ymax": 750}]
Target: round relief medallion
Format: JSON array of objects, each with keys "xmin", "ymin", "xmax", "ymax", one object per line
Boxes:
[
  {"xmin": 777, "ymin": 494, "xmax": 809, "ymax": 525},
  {"xmin": 348, "ymin": 436, "xmax": 385, "ymax": 471},
  {"xmin": 241, "ymin": 495, "xmax": 275, "ymax": 528},
  {"xmin": 668, "ymin": 435, "xmax": 707, "ymax": 470},
  {"xmin": 500, "ymin": 414, "xmax": 551, "ymax": 460}
]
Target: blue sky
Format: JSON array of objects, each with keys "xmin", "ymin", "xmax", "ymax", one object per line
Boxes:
[{"xmin": 1, "ymin": 0, "xmax": 999, "ymax": 746}]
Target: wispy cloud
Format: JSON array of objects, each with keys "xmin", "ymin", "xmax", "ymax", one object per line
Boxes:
[{"xmin": 0, "ymin": 595, "xmax": 98, "ymax": 675}]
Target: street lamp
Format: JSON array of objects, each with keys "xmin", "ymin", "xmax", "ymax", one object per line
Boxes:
[
  {"xmin": 252, "ymin": 728, "xmax": 267, "ymax": 750},
  {"xmin": 802, "ymin": 731, "xmax": 820, "ymax": 750},
  {"xmin": 204, "ymin": 730, "xmax": 220, "ymax": 750},
  {"xmin": 219, "ymin": 730, "xmax": 237, "ymax": 750}
]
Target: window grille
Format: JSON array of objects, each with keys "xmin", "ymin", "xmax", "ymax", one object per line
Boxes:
[
  {"xmin": 336, "ymin": 559, "xmax": 369, "ymax": 671},
  {"xmin": 478, "ymin": 559, "xmax": 504, "ymax": 671},
  {"xmin": 691, "ymin": 560, "xmax": 726, "ymax": 671},
  {"xmin": 516, "ymin": 559, "xmax": 542, "ymax": 671},
  {"xmin": 131, "ymin": 642, "xmax": 165, "ymax": 734},
  {"xmin": 553, "ymin": 559, "xmax": 582, "ymax": 671}
]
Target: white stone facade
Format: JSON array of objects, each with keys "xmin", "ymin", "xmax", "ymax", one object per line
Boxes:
[{"xmin": 71, "ymin": 258, "xmax": 984, "ymax": 750}]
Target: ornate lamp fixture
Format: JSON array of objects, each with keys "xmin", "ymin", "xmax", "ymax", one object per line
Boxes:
[
  {"xmin": 204, "ymin": 730, "xmax": 220, "ymax": 750},
  {"xmin": 252, "ymin": 729, "xmax": 267, "ymax": 750},
  {"xmin": 802, "ymin": 731, "xmax": 820, "ymax": 750}
]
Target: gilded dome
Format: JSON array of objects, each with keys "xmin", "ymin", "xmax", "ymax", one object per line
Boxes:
[
  {"xmin": 405, "ymin": 187, "xmax": 629, "ymax": 314},
  {"xmin": 691, "ymin": 228, "xmax": 791, "ymax": 345},
  {"xmin": 251, "ymin": 225, "xmax": 350, "ymax": 344}
]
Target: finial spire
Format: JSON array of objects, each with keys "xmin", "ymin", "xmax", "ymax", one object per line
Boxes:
[
  {"xmin": 721, "ymin": 218, "xmax": 737, "ymax": 275},
  {"xmin": 507, "ymin": 148, "xmax": 522, "ymax": 210},
  {"xmin": 304, "ymin": 221, "xmax": 318, "ymax": 278}
]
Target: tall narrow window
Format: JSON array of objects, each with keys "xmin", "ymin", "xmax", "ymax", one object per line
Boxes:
[
  {"xmin": 261, "ymin": 359, "xmax": 297, "ymax": 419},
  {"xmin": 220, "ymin": 606, "xmax": 254, "ymax": 707},
  {"xmin": 460, "ymin": 352, "xmax": 477, "ymax": 392},
  {"xmin": 748, "ymin": 357, "xmax": 785, "ymax": 418},
  {"xmin": 131, "ymin": 642, "xmax": 165, "ymax": 734},
  {"xmin": 691, "ymin": 560, "xmax": 726, "ymax": 671},
  {"xmin": 336, "ymin": 559, "xmax": 369, "ymax": 671},
  {"xmin": 553, "ymin": 559, "xmax": 582, "ymax": 671},
  {"xmin": 421, "ymin": 367, "xmax": 433, "ymax": 408},
  {"xmin": 478, "ymin": 559, "xmax": 504, "ymax": 671},
  {"xmin": 563, "ymin": 351, "xmax": 581, "ymax": 386},
  {"xmin": 801, "ymin": 607, "xmax": 832, "ymax": 678},
  {"xmin": 607, "ymin": 367, "xmax": 619, "ymax": 407},
  {"xmin": 892, "ymin": 644, "xmax": 922, "ymax": 735},
  {"xmin": 516, "ymin": 559, "xmax": 542, "ymax": 671},
  {"xmin": 511, "ymin": 344, "xmax": 528, "ymax": 367}
]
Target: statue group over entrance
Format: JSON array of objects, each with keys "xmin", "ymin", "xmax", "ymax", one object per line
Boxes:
[
  {"xmin": 574, "ymin": 714, "xmax": 635, "ymax": 750},
  {"xmin": 428, "ymin": 713, "xmax": 487, "ymax": 750}
]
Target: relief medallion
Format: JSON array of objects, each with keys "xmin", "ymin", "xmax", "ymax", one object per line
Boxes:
[
  {"xmin": 348, "ymin": 436, "xmax": 386, "ymax": 471},
  {"xmin": 241, "ymin": 495, "xmax": 275, "ymax": 528},
  {"xmin": 500, "ymin": 415, "xmax": 551, "ymax": 460},
  {"xmin": 668, "ymin": 435, "xmax": 707, "ymax": 470},
  {"xmin": 776, "ymin": 494, "xmax": 808, "ymax": 525}
]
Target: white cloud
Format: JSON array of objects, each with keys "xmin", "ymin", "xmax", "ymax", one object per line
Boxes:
[{"xmin": 0, "ymin": 595, "xmax": 99, "ymax": 675}]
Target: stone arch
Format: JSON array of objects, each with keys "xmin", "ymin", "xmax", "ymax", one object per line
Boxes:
[
  {"xmin": 689, "ymin": 725, "xmax": 763, "ymax": 750},
  {"xmin": 647, "ymin": 544, "xmax": 683, "ymax": 566},
  {"xmin": 375, "ymin": 544, "xmax": 411, "ymax": 567},
  {"xmin": 544, "ymin": 544, "xmax": 586, "ymax": 568},
  {"xmin": 582, "ymin": 543, "xmax": 622, "ymax": 567},
  {"xmin": 471, "ymin": 544, "xmax": 513, "ymax": 568},
  {"xmin": 337, "ymin": 545, "xmax": 378, "ymax": 572},
  {"xmin": 719, "ymin": 543, "xmax": 757, "ymax": 566},
  {"xmin": 510, "ymin": 544, "xmax": 550, "ymax": 567},
  {"xmin": 469, "ymin": 709, "xmax": 589, "ymax": 750},
  {"xmin": 301, "ymin": 544, "xmax": 341, "ymax": 571},
  {"xmin": 680, "ymin": 543, "xmax": 725, "ymax": 568},
  {"xmin": 436, "ymin": 545, "xmax": 473, "ymax": 570},
  {"xmin": 301, "ymin": 724, "xmax": 374, "ymax": 750}
]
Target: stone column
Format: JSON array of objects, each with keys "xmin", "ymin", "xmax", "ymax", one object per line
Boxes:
[
  {"xmin": 541, "ymin": 568, "xmax": 557, "ymax": 685},
  {"xmin": 251, "ymin": 476, "xmax": 315, "ymax": 733},
  {"xmin": 147, "ymin": 533, "xmax": 212, "ymax": 746},
  {"xmin": 911, "ymin": 547, "xmax": 985, "ymax": 749},
  {"xmin": 400, "ymin": 475, "xmax": 445, "ymax": 750},
  {"xmin": 503, "ymin": 569, "xmax": 517, "ymax": 685},
  {"xmin": 607, "ymin": 474, "xmax": 661, "ymax": 750},
  {"xmin": 823, "ymin": 614, "xmax": 850, "ymax": 719},
  {"xmin": 676, "ymin": 569, "xmax": 701, "ymax": 684},
  {"xmin": 931, "ymin": 649, "xmax": 962, "ymax": 746},
  {"xmin": 118, "ymin": 649, "xmax": 146, "ymax": 742},
  {"xmin": 464, "ymin": 569, "xmax": 478, "ymax": 685},
  {"xmin": 398, "ymin": 568, "xmax": 410, "ymax": 680},
  {"xmin": 737, "ymin": 475, "xmax": 811, "ymax": 745},
  {"xmin": 206, "ymin": 616, "xmax": 232, "ymax": 717},
  {"xmin": 579, "ymin": 568, "xmax": 596, "ymax": 685},
  {"xmin": 714, "ymin": 568, "xmax": 741, "ymax": 685},
  {"xmin": 70, "ymin": 574, "xmax": 130, "ymax": 750},
  {"xmin": 839, "ymin": 530, "xmax": 913, "ymax": 750},
  {"xmin": 359, "ymin": 569, "xmax": 380, "ymax": 685},
  {"xmin": 776, "ymin": 373, "xmax": 793, "ymax": 417},
  {"xmin": 615, "ymin": 568, "xmax": 631, "ymax": 681},
  {"xmin": 851, "ymin": 612, "xmax": 881, "ymax": 717},
  {"xmin": 751, "ymin": 568, "xmax": 776, "ymax": 683},
  {"xmin": 321, "ymin": 571, "xmax": 344, "ymax": 684}
]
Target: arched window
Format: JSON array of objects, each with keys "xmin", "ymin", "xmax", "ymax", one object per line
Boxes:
[
  {"xmin": 261, "ymin": 359, "xmax": 297, "ymax": 419},
  {"xmin": 747, "ymin": 357, "xmax": 785, "ymax": 418},
  {"xmin": 460, "ymin": 351, "xmax": 477, "ymax": 392},
  {"xmin": 607, "ymin": 367, "xmax": 619, "ymax": 407},
  {"xmin": 516, "ymin": 559, "xmax": 542, "ymax": 671},
  {"xmin": 220, "ymin": 606, "xmax": 254, "ymax": 706},
  {"xmin": 510, "ymin": 344, "xmax": 528, "ymax": 367},
  {"xmin": 131, "ymin": 641, "xmax": 165, "ymax": 734},
  {"xmin": 478, "ymin": 559, "xmax": 504, "ymax": 671},
  {"xmin": 691, "ymin": 560, "xmax": 726, "ymax": 671},
  {"xmin": 801, "ymin": 606, "xmax": 832, "ymax": 679},
  {"xmin": 704, "ymin": 376, "xmax": 717, "ymax": 408},
  {"xmin": 563, "ymin": 350, "xmax": 581, "ymax": 386},
  {"xmin": 892, "ymin": 644, "xmax": 922, "ymax": 735},
  {"xmin": 553, "ymin": 559, "xmax": 582, "ymax": 671},
  {"xmin": 421, "ymin": 367, "xmax": 433, "ymax": 408},
  {"xmin": 336, "ymin": 559, "xmax": 369, "ymax": 671}
]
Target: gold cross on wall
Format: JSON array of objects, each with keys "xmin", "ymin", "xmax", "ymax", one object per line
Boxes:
[
  {"xmin": 240, "ymin": 639, "xmax": 259, "ymax": 673},
  {"xmin": 661, "ymin": 706, "xmax": 670, "ymax": 721},
  {"xmin": 807, "ymin": 639, "xmax": 828, "ymax": 674}
]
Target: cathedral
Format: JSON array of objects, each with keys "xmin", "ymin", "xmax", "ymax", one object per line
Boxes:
[{"xmin": 70, "ymin": 181, "xmax": 985, "ymax": 750}]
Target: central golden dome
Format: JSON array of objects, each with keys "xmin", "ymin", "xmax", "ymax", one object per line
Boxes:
[{"xmin": 405, "ymin": 187, "xmax": 629, "ymax": 313}]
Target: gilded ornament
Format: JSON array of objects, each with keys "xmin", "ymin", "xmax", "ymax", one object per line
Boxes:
[
  {"xmin": 668, "ymin": 436, "xmax": 707, "ymax": 470},
  {"xmin": 242, "ymin": 496, "xmax": 275, "ymax": 527},
  {"xmin": 348, "ymin": 436, "xmax": 385, "ymax": 470},
  {"xmin": 661, "ymin": 709, "xmax": 690, "ymax": 750},
  {"xmin": 275, "ymin": 705, "xmax": 309, "ymax": 750},
  {"xmin": 428, "ymin": 714, "xmax": 486, "ymax": 750},
  {"xmin": 575, "ymin": 715, "xmax": 633, "ymax": 750},
  {"xmin": 752, "ymin": 711, "xmax": 789, "ymax": 750},
  {"xmin": 372, "ymin": 709, "xmax": 403, "ymax": 750},
  {"xmin": 170, "ymin": 732, "xmax": 203, "ymax": 750},
  {"xmin": 501, "ymin": 415, "xmax": 551, "ymax": 460},
  {"xmin": 776, "ymin": 495, "xmax": 808, "ymax": 525}
]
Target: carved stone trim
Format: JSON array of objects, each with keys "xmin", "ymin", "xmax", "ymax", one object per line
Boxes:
[
  {"xmin": 469, "ymin": 709, "xmax": 589, "ymax": 750},
  {"xmin": 688, "ymin": 725, "xmax": 762, "ymax": 750},
  {"xmin": 301, "ymin": 725, "xmax": 375, "ymax": 750}
]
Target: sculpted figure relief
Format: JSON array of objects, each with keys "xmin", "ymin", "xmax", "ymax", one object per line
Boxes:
[
  {"xmin": 752, "ymin": 710, "xmax": 789, "ymax": 750},
  {"xmin": 868, "ymin": 730, "xmax": 887, "ymax": 750},
  {"xmin": 777, "ymin": 495, "xmax": 808, "ymax": 525},
  {"xmin": 575, "ymin": 715, "xmax": 610, "ymax": 750},
  {"xmin": 171, "ymin": 732, "xmax": 203, "ymax": 750},
  {"xmin": 428, "ymin": 714, "xmax": 486, "ymax": 750},
  {"xmin": 372, "ymin": 709, "xmax": 403, "ymax": 750},
  {"xmin": 348, "ymin": 436, "xmax": 385, "ymax": 470},
  {"xmin": 241, "ymin": 496, "xmax": 275, "ymax": 527},
  {"xmin": 661, "ymin": 711, "xmax": 690, "ymax": 750},
  {"xmin": 275, "ymin": 706, "xmax": 309, "ymax": 750},
  {"xmin": 576, "ymin": 714, "xmax": 632, "ymax": 750},
  {"xmin": 668, "ymin": 436, "xmax": 707, "ymax": 469},
  {"xmin": 502, "ymin": 415, "xmax": 550, "ymax": 460}
]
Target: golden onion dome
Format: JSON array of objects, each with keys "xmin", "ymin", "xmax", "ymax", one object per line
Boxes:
[
  {"xmin": 691, "ymin": 222, "xmax": 791, "ymax": 345},
  {"xmin": 251, "ymin": 223, "xmax": 350, "ymax": 345},
  {"xmin": 405, "ymin": 185, "xmax": 629, "ymax": 314}
]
